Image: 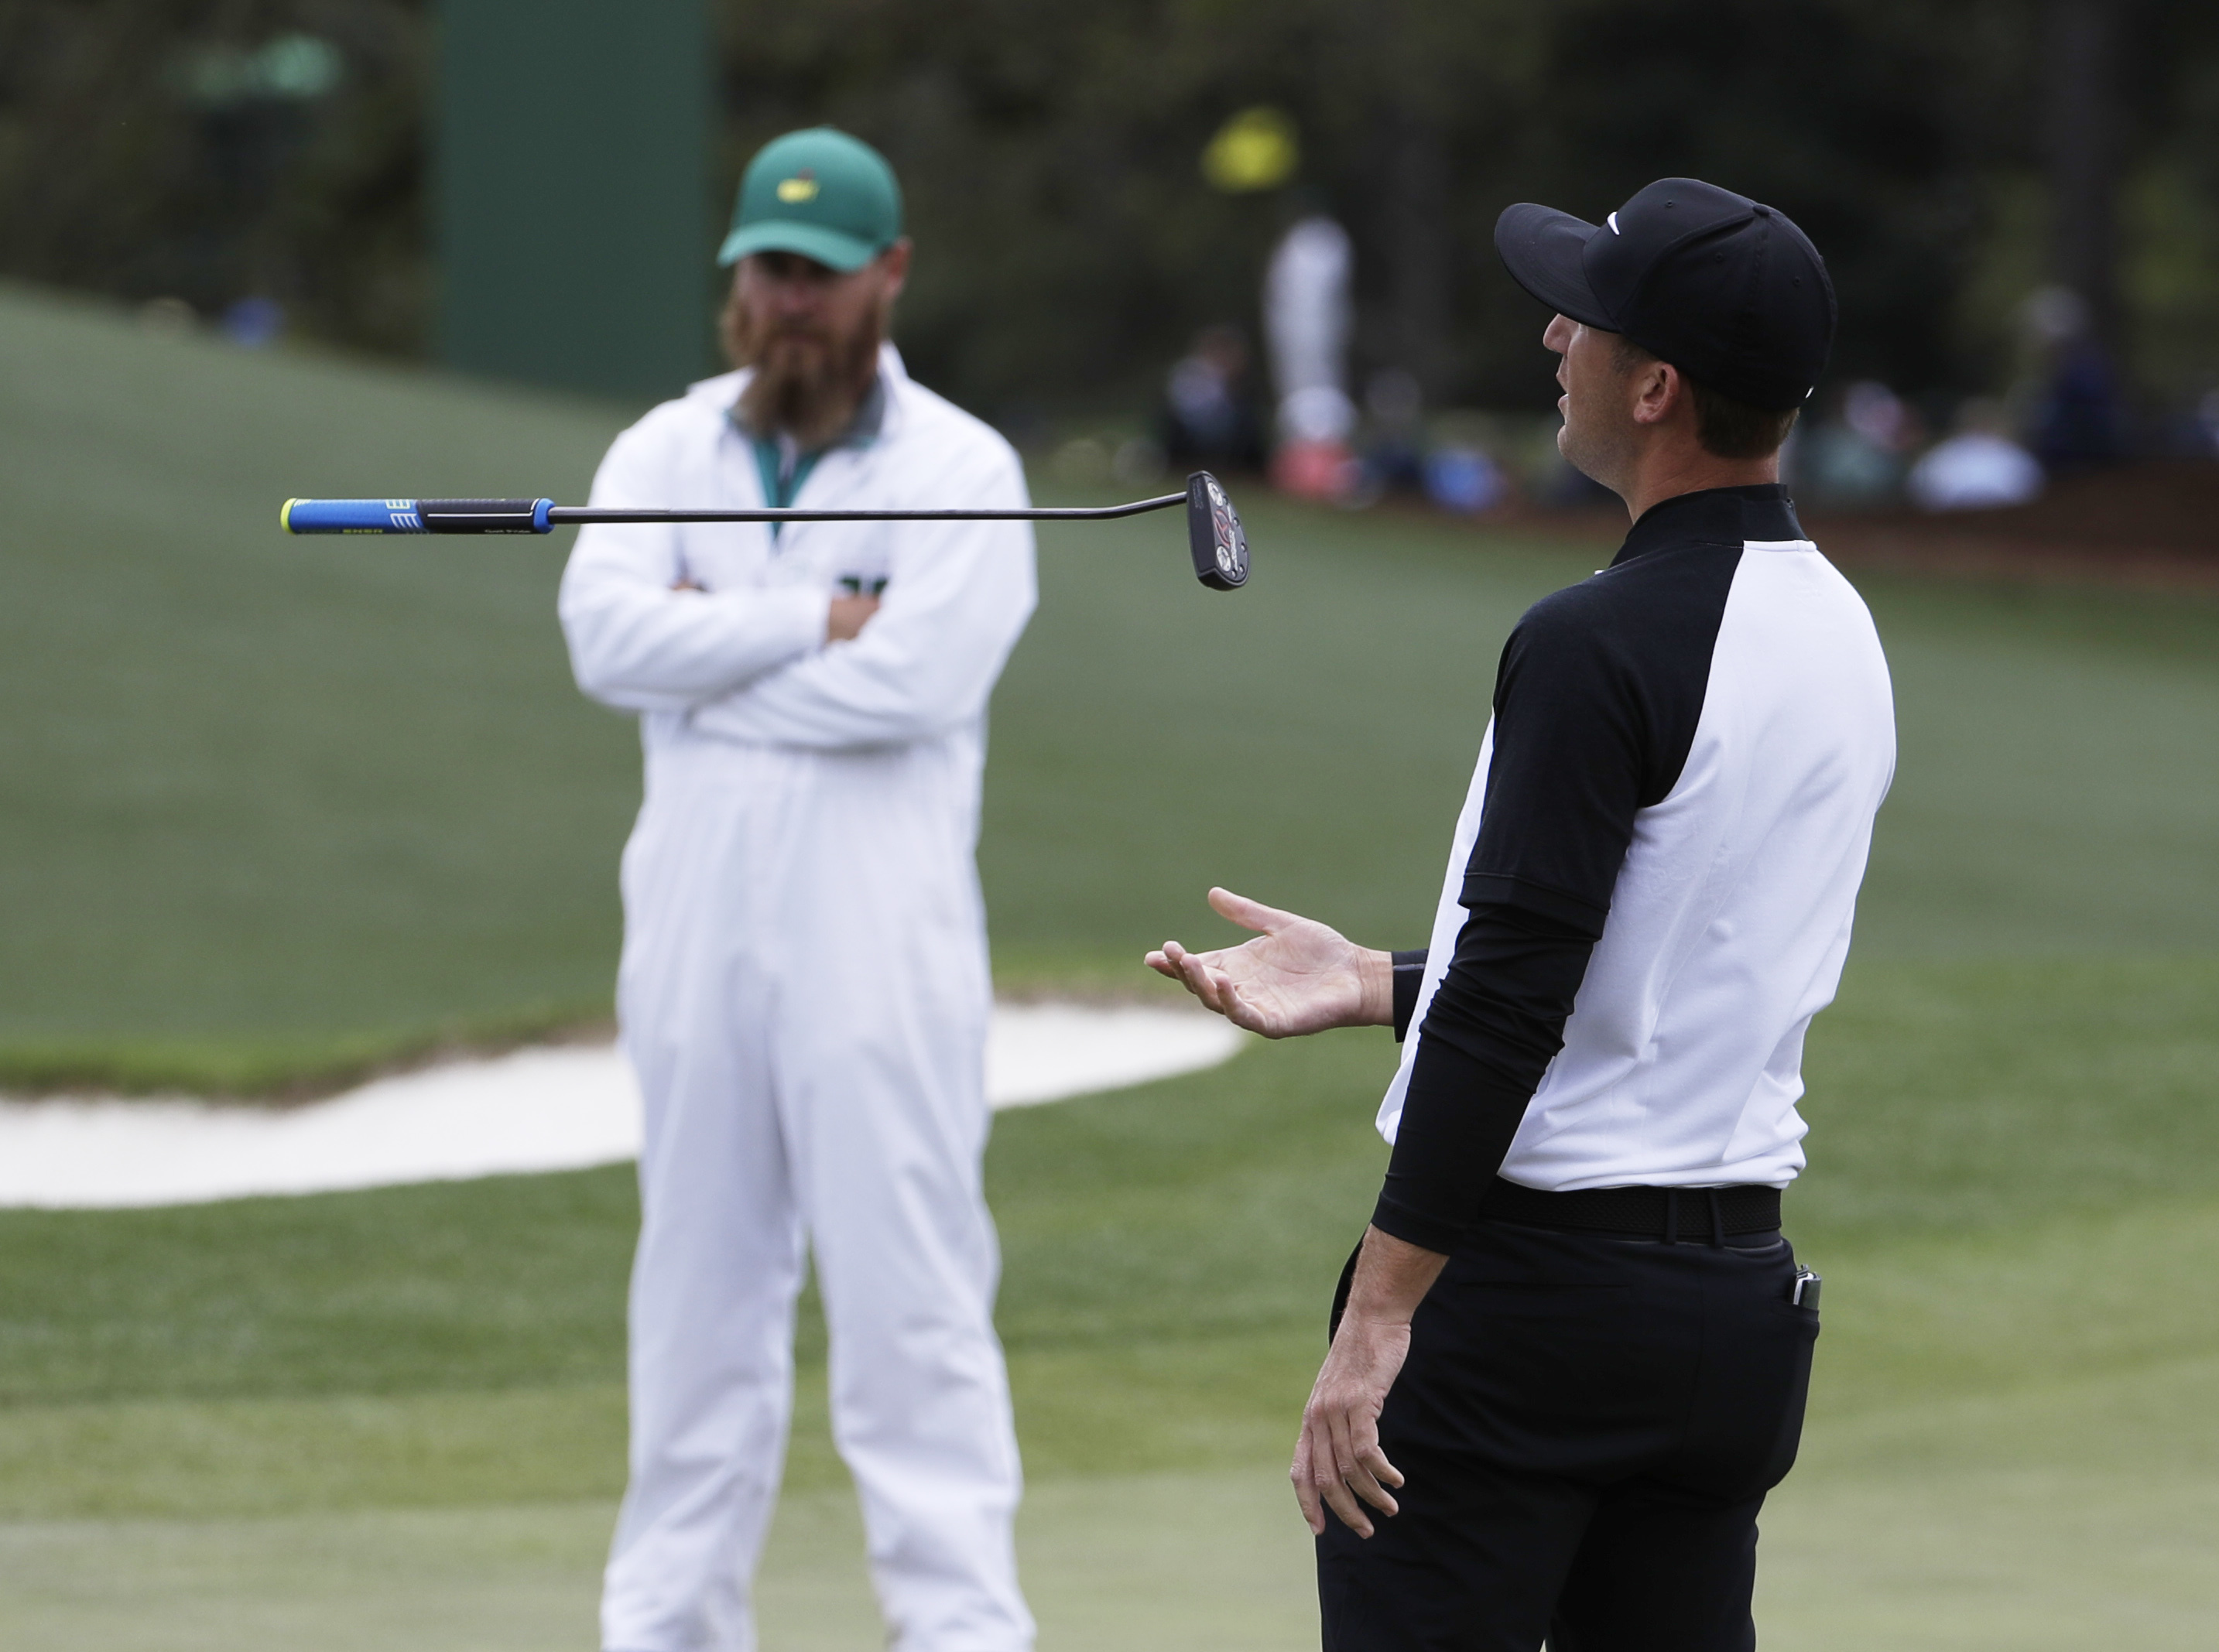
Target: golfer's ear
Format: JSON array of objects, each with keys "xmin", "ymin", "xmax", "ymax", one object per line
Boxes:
[{"xmin": 1634, "ymin": 360, "xmax": 1682, "ymax": 426}]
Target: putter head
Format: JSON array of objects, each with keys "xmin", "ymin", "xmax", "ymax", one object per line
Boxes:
[{"xmin": 1185, "ymin": 471, "xmax": 1250, "ymax": 591}]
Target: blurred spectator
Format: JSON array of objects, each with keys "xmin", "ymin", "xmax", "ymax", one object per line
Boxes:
[
  {"xmin": 1906, "ymin": 400, "xmax": 2044, "ymax": 511},
  {"xmin": 1160, "ymin": 325, "xmax": 1265, "ymax": 471},
  {"xmin": 2031, "ymin": 340, "xmax": 2128, "ymax": 470},
  {"xmin": 2022, "ymin": 286, "xmax": 2127, "ymax": 471},
  {"xmin": 221, "ymin": 296, "xmax": 286, "ymax": 347},
  {"xmin": 1274, "ymin": 389, "xmax": 1361, "ymax": 498},
  {"xmin": 1793, "ymin": 380, "xmax": 1916, "ymax": 508},
  {"xmin": 2154, "ymin": 388, "xmax": 2219, "ymax": 459},
  {"xmin": 1423, "ymin": 446, "xmax": 1509, "ymax": 514},
  {"xmin": 1354, "ymin": 392, "xmax": 1520, "ymax": 516},
  {"xmin": 1360, "ymin": 369, "xmax": 1426, "ymax": 494},
  {"xmin": 1844, "ymin": 379, "xmax": 1919, "ymax": 451},
  {"xmin": 1264, "ymin": 214, "xmax": 1356, "ymax": 499}
]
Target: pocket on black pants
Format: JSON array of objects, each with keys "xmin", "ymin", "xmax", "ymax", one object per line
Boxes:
[{"xmin": 1756, "ymin": 1305, "xmax": 1820, "ymax": 1490}]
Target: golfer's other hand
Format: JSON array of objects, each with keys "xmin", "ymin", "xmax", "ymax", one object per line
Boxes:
[
  {"xmin": 1293, "ymin": 1309, "xmax": 1410, "ymax": 1539},
  {"xmin": 1145, "ymin": 887, "xmax": 1392, "ymax": 1038}
]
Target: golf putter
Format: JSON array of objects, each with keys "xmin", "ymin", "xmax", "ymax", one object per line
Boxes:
[{"xmin": 280, "ymin": 471, "xmax": 1252, "ymax": 593}]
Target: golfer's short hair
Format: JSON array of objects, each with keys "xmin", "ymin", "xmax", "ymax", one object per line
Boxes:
[{"xmin": 1613, "ymin": 336, "xmax": 1799, "ymax": 460}]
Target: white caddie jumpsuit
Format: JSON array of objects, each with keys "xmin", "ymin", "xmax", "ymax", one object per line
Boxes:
[{"xmin": 558, "ymin": 345, "xmax": 1037, "ymax": 1652}]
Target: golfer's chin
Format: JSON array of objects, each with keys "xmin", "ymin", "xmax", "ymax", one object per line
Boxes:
[
  {"xmin": 1556, "ymin": 422, "xmax": 1618, "ymax": 495},
  {"xmin": 1555, "ymin": 418, "xmax": 1582, "ymax": 469}
]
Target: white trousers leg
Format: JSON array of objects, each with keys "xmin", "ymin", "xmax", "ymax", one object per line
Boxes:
[
  {"xmin": 601, "ymin": 768, "xmax": 805, "ymax": 1652},
  {"xmin": 601, "ymin": 744, "xmax": 1031, "ymax": 1652}
]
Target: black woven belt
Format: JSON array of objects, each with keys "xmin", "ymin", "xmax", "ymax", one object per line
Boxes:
[{"xmin": 1478, "ymin": 1177, "xmax": 1781, "ymax": 1243}]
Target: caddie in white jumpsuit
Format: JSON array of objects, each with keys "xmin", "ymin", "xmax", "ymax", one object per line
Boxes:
[{"xmin": 558, "ymin": 128, "xmax": 1037, "ymax": 1652}]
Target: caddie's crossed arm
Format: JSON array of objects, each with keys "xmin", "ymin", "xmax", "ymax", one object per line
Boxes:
[
  {"xmin": 560, "ymin": 410, "xmax": 1032, "ymax": 746},
  {"xmin": 688, "ymin": 446, "xmax": 1035, "ymax": 749},
  {"xmin": 560, "ymin": 417, "xmax": 839, "ymax": 713}
]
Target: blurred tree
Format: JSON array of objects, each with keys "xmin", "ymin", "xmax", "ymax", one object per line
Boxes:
[
  {"xmin": 2046, "ymin": 0, "xmax": 2125, "ymax": 352},
  {"xmin": 2118, "ymin": 0, "xmax": 2219, "ymax": 411},
  {"xmin": 1506, "ymin": 0, "xmax": 2029, "ymax": 399},
  {"xmin": 2, "ymin": 0, "xmax": 2215, "ymax": 426},
  {"xmin": 711, "ymin": 0, "xmax": 2041, "ymax": 416},
  {"xmin": 0, "ymin": 1, "xmax": 426, "ymax": 352}
]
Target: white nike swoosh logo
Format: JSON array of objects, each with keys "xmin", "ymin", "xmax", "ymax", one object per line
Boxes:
[{"xmin": 1607, "ymin": 212, "xmax": 1621, "ymax": 234}]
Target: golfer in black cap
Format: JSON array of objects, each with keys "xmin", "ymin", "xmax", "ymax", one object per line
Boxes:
[{"xmin": 1149, "ymin": 179, "xmax": 1896, "ymax": 1648}]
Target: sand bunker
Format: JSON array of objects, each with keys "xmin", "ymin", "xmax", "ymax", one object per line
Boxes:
[{"xmin": 0, "ymin": 1003, "xmax": 1244, "ymax": 1209}]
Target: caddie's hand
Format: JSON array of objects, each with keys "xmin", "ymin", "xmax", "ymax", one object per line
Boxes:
[
  {"xmin": 826, "ymin": 593, "xmax": 880, "ymax": 642},
  {"xmin": 1145, "ymin": 887, "xmax": 1392, "ymax": 1038},
  {"xmin": 1293, "ymin": 1308, "xmax": 1411, "ymax": 1538}
]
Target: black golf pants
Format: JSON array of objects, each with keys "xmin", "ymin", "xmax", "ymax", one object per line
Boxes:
[{"xmin": 1316, "ymin": 1219, "xmax": 1818, "ymax": 1652}]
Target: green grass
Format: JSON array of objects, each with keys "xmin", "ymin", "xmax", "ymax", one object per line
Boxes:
[
  {"xmin": 0, "ymin": 282, "xmax": 642, "ymax": 1085},
  {"xmin": 8, "ymin": 959, "xmax": 2219, "ymax": 1513},
  {"xmin": 8, "ymin": 282, "xmax": 2219, "ymax": 1647},
  {"xmin": 0, "ymin": 1483, "xmax": 1329, "ymax": 1652}
]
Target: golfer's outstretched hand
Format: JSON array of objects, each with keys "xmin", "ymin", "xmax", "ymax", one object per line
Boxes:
[{"xmin": 1145, "ymin": 888, "xmax": 1392, "ymax": 1038}]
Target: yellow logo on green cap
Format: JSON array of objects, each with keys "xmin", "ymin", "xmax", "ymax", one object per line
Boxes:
[{"xmin": 776, "ymin": 171, "xmax": 820, "ymax": 203}]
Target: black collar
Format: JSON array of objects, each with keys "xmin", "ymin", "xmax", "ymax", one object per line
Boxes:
[{"xmin": 1611, "ymin": 484, "xmax": 1805, "ymax": 568}]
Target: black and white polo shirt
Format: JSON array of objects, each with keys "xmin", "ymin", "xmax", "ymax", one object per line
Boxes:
[{"xmin": 1371, "ymin": 484, "xmax": 1895, "ymax": 1254}]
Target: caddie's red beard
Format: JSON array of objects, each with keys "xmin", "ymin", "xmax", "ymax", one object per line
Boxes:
[{"xmin": 723, "ymin": 288, "xmax": 889, "ymax": 449}]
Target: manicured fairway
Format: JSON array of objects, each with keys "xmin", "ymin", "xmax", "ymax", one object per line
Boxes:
[
  {"xmin": 0, "ymin": 285, "xmax": 639, "ymax": 1089},
  {"xmin": 5, "ymin": 283, "xmax": 2219, "ymax": 1647}
]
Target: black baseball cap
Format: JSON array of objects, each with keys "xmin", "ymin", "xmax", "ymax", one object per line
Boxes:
[{"xmin": 1494, "ymin": 178, "xmax": 1835, "ymax": 412}]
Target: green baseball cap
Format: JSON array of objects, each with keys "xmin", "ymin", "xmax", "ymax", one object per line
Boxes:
[{"xmin": 717, "ymin": 128, "xmax": 903, "ymax": 272}]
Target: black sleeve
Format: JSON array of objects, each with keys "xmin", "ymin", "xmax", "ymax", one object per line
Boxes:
[
  {"xmin": 1368, "ymin": 590, "xmax": 1683, "ymax": 1254},
  {"xmin": 1371, "ymin": 905, "xmax": 1597, "ymax": 1252},
  {"xmin": 1389, "ymin": 949, "xmax": 1427, "ymax": 1042},
  {"xmin": 1460, "ymin": 597, "xmax": 1659, "ymax": 930}
]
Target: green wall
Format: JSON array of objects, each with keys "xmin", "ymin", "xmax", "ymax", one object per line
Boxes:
[{"xmin": 435, "ymin": 0, "xmax": 714, "ymax": 401}]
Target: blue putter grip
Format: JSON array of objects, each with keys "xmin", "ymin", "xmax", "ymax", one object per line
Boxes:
[
  {"xmin": 282, "ymin": 498, "xmax": 426, "ymax": 534},
  {"xmin": 283, "ymin": 498, "xmax": 554, "ymax": 534}
]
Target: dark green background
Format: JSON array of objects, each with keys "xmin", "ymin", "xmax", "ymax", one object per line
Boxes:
[
  {"xmin": 7, "ymin": 3, "xmax": 2219, "ymax": 412},
  {"xmin": 435, "ymin": 0, "xmax": 714, "ymax": 398}
]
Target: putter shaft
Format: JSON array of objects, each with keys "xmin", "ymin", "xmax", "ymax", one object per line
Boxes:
[
  {"xmin": 282, "ymin": 494, "xmax": 1183, "ymax": 535},
  {"xmin": 550, "ymin": 497, "xmax": 1183, "ymax": 525},
  {"xmin": 277, "ymin": 472, "xmax": 1248, "ymax": 592}
]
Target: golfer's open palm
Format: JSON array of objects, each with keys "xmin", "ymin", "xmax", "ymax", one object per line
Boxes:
[{"xmin": 1146, "ymin": 888, "xmax": 1379, "ymax": 1038}]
